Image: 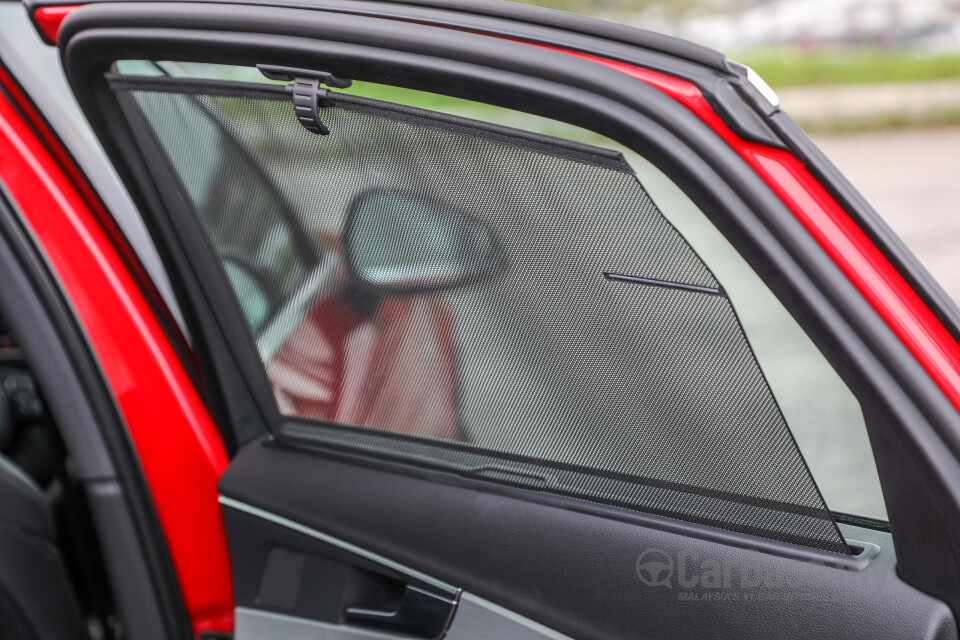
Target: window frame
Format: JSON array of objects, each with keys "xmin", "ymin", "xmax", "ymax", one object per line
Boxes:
[{"xmin": 57, "ymin": 2, "xmax": 960, "ymax": 587}]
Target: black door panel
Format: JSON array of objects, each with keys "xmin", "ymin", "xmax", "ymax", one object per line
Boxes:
[{"xmin": 219, "ymin": 440, "xmax": 956, "ymax": 640}]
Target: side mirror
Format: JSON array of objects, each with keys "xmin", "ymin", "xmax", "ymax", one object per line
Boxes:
[{"xmin": 343, "ymin": 189, "xmax": 504, "ymax": 295}]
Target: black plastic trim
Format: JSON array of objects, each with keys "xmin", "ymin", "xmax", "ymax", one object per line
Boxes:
[
  {"xmin": 219, "ymin": 440, "xmax": 958, "ymax": 640},
  {"xmin": 833, "ymin": 510, "xmax": 893, "ymax": 533},
  {"xmin": 280, "ymin": 417, "xmax": 836, "ymax": 523},
  {"xmin": 41, "ymin": 0, "xmax": 785, "ymax": 147},
  {"xmin": 271, "ymin": 434, "xmax": 868, "ymax": 569},
  {"xmin": 222, "ymin": 498, "xmax": 460, "ymax": 627},
  {"xmin": 28, "ymin": 0, "xmax": 726, "ymax": 68}
]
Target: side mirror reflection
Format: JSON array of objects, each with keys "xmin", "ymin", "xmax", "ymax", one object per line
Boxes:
[{"xmin": 343, "ymin": 189, "xmax": 504, "ymax": 295}]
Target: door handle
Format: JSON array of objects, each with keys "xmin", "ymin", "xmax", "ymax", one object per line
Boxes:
[{"xmin": 345, "ymin": 584, "xmax": 459, "ymax": 639}]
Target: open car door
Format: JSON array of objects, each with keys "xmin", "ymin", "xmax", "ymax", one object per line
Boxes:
[{"xmin": 28, "ymin": 0, "xmax": 960, "ymax": 638}]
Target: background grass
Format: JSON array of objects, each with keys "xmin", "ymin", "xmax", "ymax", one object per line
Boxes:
[
  {"xmin": 735, "ymin": 48, "xmax": 960, "ymax": 88},
  {"xmin": 796, "ymin": 107, "xmax": 960, "ymax": 134}
]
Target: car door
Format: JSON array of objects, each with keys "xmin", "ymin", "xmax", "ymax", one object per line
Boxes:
[{"xmin": 28, "ymin": 0, "xmax": 960, "ymax": 638}]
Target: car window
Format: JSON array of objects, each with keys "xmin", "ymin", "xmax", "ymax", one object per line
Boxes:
[
  {"xmin": 325, "ymin": 80, "xmax": 883, "ymax": 520},
  {"xmin": 109, "ymin": 63, "xmax": 883, "ymax": 552},
  {"xmin": 117, "ymin": 63, "xmax": 320, "ymax": 333}
]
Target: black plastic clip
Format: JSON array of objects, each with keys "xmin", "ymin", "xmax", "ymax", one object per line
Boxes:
[{"xmin": 257, "ymin": 64, "xmax": 353, "ymax": 136}]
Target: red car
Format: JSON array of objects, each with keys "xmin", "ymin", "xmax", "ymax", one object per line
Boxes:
[{"xmin": 1, "ymin": 1, "xmax": 959, "ymax": 639}]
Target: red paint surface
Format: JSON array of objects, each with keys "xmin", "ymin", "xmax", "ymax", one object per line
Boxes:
[
  {"xmin": 529, "ymin": 45, "xmax": 960, "ymax": 414},
  {"xmin": 0, "ymin": 67, "xmax": 234, "ymax": 635},
  {"xmin": 32, "ymin": 5, "xmax": 81, "ymax": 43}
]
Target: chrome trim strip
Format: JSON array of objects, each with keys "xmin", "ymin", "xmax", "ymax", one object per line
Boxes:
[{"xmin": 745, "ymin": 66, "xmax": 780, "ymax": 108}]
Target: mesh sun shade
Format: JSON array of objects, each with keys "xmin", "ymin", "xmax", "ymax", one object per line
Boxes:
[{"xmin": 110, "ymin": 74, "xmax": 848, "ymax": 554}]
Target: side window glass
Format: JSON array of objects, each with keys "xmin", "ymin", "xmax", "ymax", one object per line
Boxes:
[
  {"xmin": 634, "ymin": 158, "xmax": 884, "ymax": 521},
  {"xmin": 111, "ymin": 63, "xmax": 883, "ymax": 553},
  {"xmin": 127, "ymin": 72, "xmax": 318, "ymax": 332}
]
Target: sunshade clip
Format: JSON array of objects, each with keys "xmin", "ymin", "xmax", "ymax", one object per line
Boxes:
[{"xmin": 257, "ymin": 64, "xmax": 353, "ymax": 135}]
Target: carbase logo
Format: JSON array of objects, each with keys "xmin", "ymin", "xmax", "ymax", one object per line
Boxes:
[{"xmin": 635, "ymin": 545, "xmax": 889, "ymax": 602}]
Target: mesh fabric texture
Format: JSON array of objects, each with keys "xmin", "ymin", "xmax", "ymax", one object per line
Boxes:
[{"xmin": 110, "ymin": 75, "xmax": 847, "ymax": 554}]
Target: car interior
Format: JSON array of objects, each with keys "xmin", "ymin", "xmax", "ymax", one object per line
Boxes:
[{"xmin": 0, "ymin": 317, "xmax": 117, "ymax": 640}]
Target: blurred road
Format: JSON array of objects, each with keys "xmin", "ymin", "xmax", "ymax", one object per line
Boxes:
[{"xmin": 812, "ymin": 127, "xmax": 960, "ymax": 306}]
